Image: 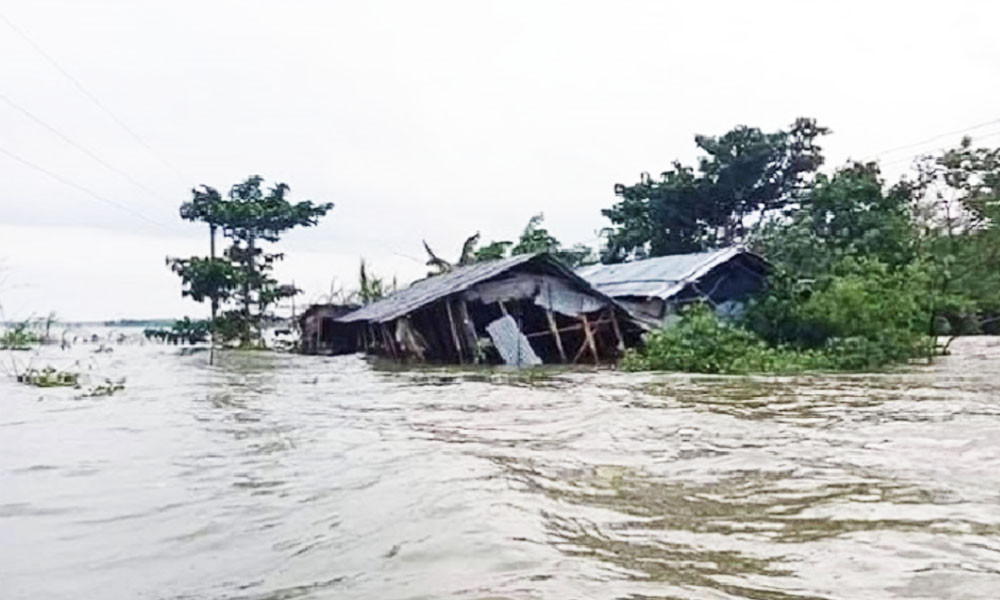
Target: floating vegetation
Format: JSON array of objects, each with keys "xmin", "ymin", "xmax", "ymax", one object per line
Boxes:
[
  {"xmin": 79, "ymin": 380, "xmax": 127, "ymax": 398},
  {"xmin": 16, "ymin": 367, "xmax": 80, "ymax": 388},
  {"xmin": 1, "ymin": 321, "xmax": 40, "ymax": 351},
  {"xmin": 12, "ymin": 366, "xmax": 126, "ymax": 397}
]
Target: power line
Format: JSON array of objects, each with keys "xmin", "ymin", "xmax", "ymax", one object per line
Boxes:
[
  {"xmin": 0, "ymin": 144, "xmax": 169, "ymax": 230},
  {"xmin": 0, "ymin": 11, "xmax": 189, "ymax": 184},
  {"xmin": 860, "ymin": 117, "xmax": 1000, "ymax": 161},
  {"xmin": 0, "ymin": 92, "xmax": 175, "ymax": 212},
  {"xmin": 879, "ymin": 130, "xmax": 1000, "ymax": 168}
]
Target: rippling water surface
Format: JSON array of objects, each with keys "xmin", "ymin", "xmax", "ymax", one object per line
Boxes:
[{"xmin": 2, "ymin": 335, "xmax": 1000, "ymax": 599}]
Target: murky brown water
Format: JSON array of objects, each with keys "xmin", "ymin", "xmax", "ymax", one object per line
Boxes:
[{"xmin": 2, "ymin": 335, "xmax": 999, "ymax": 599}]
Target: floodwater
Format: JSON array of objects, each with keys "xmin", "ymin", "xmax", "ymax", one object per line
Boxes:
[{"xmin": 2, "ymin": 335, "xmax": 1000, "ymax": 600}]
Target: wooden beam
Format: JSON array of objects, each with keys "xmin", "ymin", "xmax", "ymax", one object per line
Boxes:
[
  {"xmin": 433, "ymin": 304, "xmax": 456, "ymax": 361},
  {"xmin": 580, "ymin": 314, "xmax": 599, "ymax": 366},
  {"xmin": 608, "ymin": 307, "xmax": 625, "ymax": 351},
  {"xmin": 398, "ymin": 317, "xmax": 426, "ymax": 361},
  {"xmin": 523, "ymin": 317, "xmax": 615, "ymax": 339},
  {"xmin": 572, "ymin": 334, "xmax": 590, "ymax": 363},
  {"xmin": 444, "ymin": 299, "xmax": 464, "ymax": 364},
  {"xmin": 546, "ymin": 310, "xmax": 567, "ymax": 363},
  {"xmin": 456, "ymin": 299, "xmax": 480, "ymax": 364},
  {"xmin": 381, "ymin": 323, "xmax": 397, "ymax": 359}
]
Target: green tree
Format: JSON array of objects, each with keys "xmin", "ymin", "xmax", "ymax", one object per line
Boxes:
[
  {"xmin": 908, "ymin": 137, "xmax": 1000, "ymax": 332},
  {"xmin": 179, "ymin": 185, "xmax": 227, "ymax": 329},
  {"xmin": 358, "ymin": 259, "xmax": 396, "ymax": 305},
  {"xmin": 473, "ymin": 241, "xmax": 513, "ymax": 262},
  {"xmin": 602, "ymin": 118, "xmax": 828, "ymax": 261},
  {"xmin": 170, "ymin": 175, "xmax": 333, "ymax": 347},
  {"xmin": 752, "ymin": 162, "xmax": 915, "ymax": 277},
  {"xmin": 473, "ymin": 214, "xmax": 597, "ymax": 267}
]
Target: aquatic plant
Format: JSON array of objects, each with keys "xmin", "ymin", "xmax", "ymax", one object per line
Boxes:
[
  {"xmin": 1, "ymin": 320, "xmax": 39, "ymax": 350},
  {"xmin": 79, "ymin": 380, "xmax": 126, "ymax": 398},
  {"xmin": 16, "ymin": 367, "xmax": 80, "ymax": 388}
]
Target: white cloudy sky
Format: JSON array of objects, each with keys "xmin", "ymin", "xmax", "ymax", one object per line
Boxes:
[{"xmin": 1, "ymin": 0, "xmax": 998, "ymax": 321}]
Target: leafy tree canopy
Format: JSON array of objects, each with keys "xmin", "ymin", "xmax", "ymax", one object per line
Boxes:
[
  {"xmin": 473, "ymin": 214, "xmax": 597, "ymax": 268},
  {"xmin": 602, "ymin": 118, "xmax": 828, "ymax": 262},
  {"xmin": 169, "ymin": 175, "xmax": 333, "ymax": 347}
]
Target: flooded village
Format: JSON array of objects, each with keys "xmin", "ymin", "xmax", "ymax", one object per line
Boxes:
[
  {"xmin": 4, "ymin": 125, "xmax": 1000, "ymax": 599},
  {"xmin": 4, "ymin": 2, "xmax": 1000, "ymax": 599},
  {"xmin": 297, "ymin": 247, "xmax": 766, "ymax": 366}
]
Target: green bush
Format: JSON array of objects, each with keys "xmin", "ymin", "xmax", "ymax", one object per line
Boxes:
[
  {"xmin": 622, "ymin": 304, "xmax": 807, "ymax": 374},
  {"xmin": 624, "ymin": 303, "xmax": 934, "ymax": 374}
]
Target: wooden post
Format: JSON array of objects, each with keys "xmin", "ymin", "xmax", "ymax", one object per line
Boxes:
[
  {"xmin": 608, "ymin": 308, "xmax": 625, "ymax": 351},
  {"xmin": 381, "ymin": 324, "xmax": 397, "ymax": 359},
  {"xmin": 546, "ymin": 310, "xmax": 567, "ymax": 363},
  {"xmin": 580, "ymin": 314, "xmax": 599, "ymax": 366},
  {"xmin": 444, "ymin": 300, "xmax": 464, "ymax": 363},
  {"xmin": 572, "ymin": 335, "xmax": 589, "ymax": 363},
  {"xmin": 497, "ymin": 301, "xmax": 509, "ymax": 316},
  {"xmin": 398, "ymin": 317, "xmax": 426, "ymax": 361},
  {"xmin": 456, "ymin": 299, "xmax": 479, "ymax": 364}
]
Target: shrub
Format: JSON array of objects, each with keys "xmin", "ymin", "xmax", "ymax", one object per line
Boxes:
[
  {"xmin": 623, "ymin": 304, "xmax": 777, "ymax": 373},
  {"xmin": 624, "ymin": 302, "xmax": 935, "ymax": 374}
]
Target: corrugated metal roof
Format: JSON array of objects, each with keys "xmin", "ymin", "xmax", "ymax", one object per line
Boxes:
[
  {"xmin": 576, "ymin": 247, "xmax": 766, "ymax": 299},
  {"xmin": 337, "ymin": 253, "xmax": 543, "ymax": 324}
]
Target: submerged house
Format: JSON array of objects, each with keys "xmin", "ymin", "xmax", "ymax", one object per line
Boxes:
[
  {"xmin": 335, "ymin": 253, "xmax": 644, "ymax": 365},
  {"xmin": 576, "ymin": 247, "xmax": 769, "ymax": 326},
  {"xmin": 298, "ymin": 303, "xmax": 362, "ymax": 355}
]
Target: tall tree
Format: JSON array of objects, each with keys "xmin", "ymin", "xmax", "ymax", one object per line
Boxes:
[
  {"xmin": 601, "ymin": 118, "xmax": 828, "ymax": 262},
  {"xmin": 179, "ymin": 185, "xmax": 226, "ymax": 338},
  {"xmin": 169, "ymin": 175, "xmax": 333, "ymax": 347},
  {"xmin": 909, "ymin": 138, "xmax": 1000, "ymax": 331},
  {"xmin": 752, "ymin": 162, "xmax": 915, "ymax": 277}
]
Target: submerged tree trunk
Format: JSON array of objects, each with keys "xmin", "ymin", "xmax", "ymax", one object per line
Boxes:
[
  {"xmin": 241, "ymin": 237, "xmax": 255, "ymax": 347},
  {"xmin": 209, "ymin": 223, "xmax": 217, "ymax": 364}
]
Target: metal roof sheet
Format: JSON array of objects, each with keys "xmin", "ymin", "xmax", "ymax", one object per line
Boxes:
[
  {"xmin": 576, "ymin": 247, "xmax": 765, "ymax": 299},
  {"xmin": 337, "ymin": 253, "xmax": 547, "ymax": 324}
]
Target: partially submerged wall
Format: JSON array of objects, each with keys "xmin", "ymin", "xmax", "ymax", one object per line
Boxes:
[{"xmin": 353, "ymin": 270, "xmax": 641, "ymax": 365}]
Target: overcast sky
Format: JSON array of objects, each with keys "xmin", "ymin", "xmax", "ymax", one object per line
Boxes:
[{"xmin": 1, "ymin": 0, "xmax": 998, "ymax": 321}]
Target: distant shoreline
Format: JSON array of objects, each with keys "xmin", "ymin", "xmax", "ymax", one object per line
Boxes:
[{"xmin": 1, "ymin": 319, "xmax": 176, "ymax": 328}]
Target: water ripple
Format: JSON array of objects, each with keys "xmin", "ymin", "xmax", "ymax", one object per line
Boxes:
[{"xmin": 1, "ymin": 337, "xmax": 999, "ymax": 599}]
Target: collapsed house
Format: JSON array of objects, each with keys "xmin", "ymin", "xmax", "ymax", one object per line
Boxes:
[
  {"xmin": 576, "ymin": 247, "xmax": 770, "ymax": 326},
  {"xmin": 298, "ymin": 303, "xmax": 362, "ymax": 355},
  {"xmin": 335, "ymin": 253, "xmax": 644, "ymax": 365}
]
